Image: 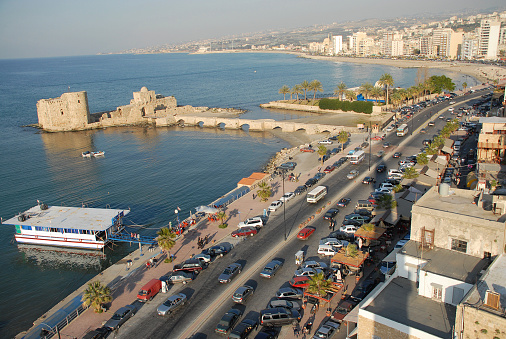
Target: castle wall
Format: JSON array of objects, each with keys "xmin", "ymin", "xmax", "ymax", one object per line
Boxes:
[{"xmin": 36, "ymin": 92, "xmax": 90, "ymax": 131}]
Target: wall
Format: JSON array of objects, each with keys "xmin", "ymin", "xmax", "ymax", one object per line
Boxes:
[
  {"xmin": 455, "ymin": 304, "xmax": 506, "ymax": 339},
  {"xmin": 396, "ymin": 253, "xmax": 426, "ymax": 282},
  {"xmin": 358, "ymin": 313, "xmax": 441, "ymax": 339},
  {"xmin": 37, "ymin": 92, "xmax": 90, "ymax": 131},
  {"xmin": 419, "ymin": 271, "xmax": 473, "ymax": 305}
]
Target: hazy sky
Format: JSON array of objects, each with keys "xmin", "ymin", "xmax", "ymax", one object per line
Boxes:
[{"xmin": 0, "ymin": 0, "xmax": 504, "ymax": 59}]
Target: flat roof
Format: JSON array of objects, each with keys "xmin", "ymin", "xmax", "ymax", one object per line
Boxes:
[
  {"xmin": 400, "ymin": 241, "xmax": 489, "ymax": 284},
  {"xmin": 364, "ymin": 277, "xmax": 456, "ymax": 338},
  {"xmin": 3, "ymin": 205, "xmax": 129, "ymax": 231},
  {"xmin": 414, "ymin": 186, "xmax": 502, "ymax": 222}
]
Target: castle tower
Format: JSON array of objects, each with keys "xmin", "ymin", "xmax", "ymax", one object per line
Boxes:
[{"xmin": 37, "ymin": 91, "xmax": 90, "ymax": 131}]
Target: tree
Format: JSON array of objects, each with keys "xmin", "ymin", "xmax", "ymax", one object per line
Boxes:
[
  {"xmin": 416, "ymin": 152, "xmax": 428, "ymax": 165},
  {"xmin": 83, "ymin": 281, "xmax": 112, "ymax": 313},
  {"xmin": 359, "ymin": 82, "xmax": 374, "ymax": 100},
  {"xmin": 300, "ymin": 80, "xmax": 310, "ymax": 100},
  {"xmin": 278, "ymin": 85, "xmax": 290, "ymax": 100},
  {"xmin": 337, "ymin": 131, "xmax": 348, "ymax": 152},
  {"xmin": 379, "ymin": 73, "xmax": 394, "ymax": 106},
  {"xmin": 403, "ymin": 167, "xmax": 419, "ymax": 179},
  {"xmin": 309, "ymin": 79, "xmax": 323, "ymax": 99},
  {"xmin": 156, "ymin": 227, "xmax": 176, "ymax": 259},
  {"xmin": 390, "ymin": 92, "xmax": 403, "ymax": 108},
  {"xmin": 344, "ymin": 90, "xmax": 356, "ymax": 101},
  {"xmin": 306, "ymin": 272, "xmax": 332, "ymax": 297},
  {"xmin": 292, "ymin": 84, "xmax": 303, "ymax": 100},
  {"xmin": 371, "ymin": 87, "xmax": 383, "ymax": 103},
  {"xmin": 429, "ymin": 75, "xmax": 455, "ymax": 94},
  {"xmin": 216, "ymin": 211, "xmax": 227, "ymax": 228},
  {"xmin": 256, "ymin": 182, "xmax": 272, "ymax": 202},
  {"xmin": 462, "ymin": 82, "xmax": 468, "ymax": 92},
  {"xmin": 334, "ymin": 82, "xmax": 347, "ymax": 100},
  {"xmin": 345, "ymin": 243, "xmax": 359, "ymax": 257},
  {"xmin": 378, "ymin": 194, "xmax": 397, "ymax": 210},
  {"xmin": 317, "ymin": 145, "xmax": 327, "ymax": 166}
]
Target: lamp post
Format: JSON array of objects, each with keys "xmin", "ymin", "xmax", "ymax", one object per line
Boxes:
[
  {"xmin": 368, "ymin": 122, "xmax": 372, "ymax": 171},
  {"xmin": 175, "ymin": 209, "xmax": 180, "ymax": 234},
  {"xmin": 281, "ymin": 169, "xmax": 287, "ymax": 241}
]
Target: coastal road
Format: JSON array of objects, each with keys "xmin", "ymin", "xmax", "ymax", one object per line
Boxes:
[{"xmin": 116, "ymin": 90, "xmax": 488, "ymax": 339}]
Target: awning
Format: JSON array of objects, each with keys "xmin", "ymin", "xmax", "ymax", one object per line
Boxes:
[
  {"xmin": 343, "ymin": 304, "xmax": 359, "ymax": 323},
  {"xmin": 441, "ymin": 146, "xmax": 453, "ymax": 154},
  {"xmin": 382, "ymin": 248, "xmax": 400, "ymax": 262}
]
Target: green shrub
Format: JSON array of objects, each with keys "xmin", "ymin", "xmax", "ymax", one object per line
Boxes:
[{"xmin": 318, "ymin": 98, "xmax": 373, "ymax": 114}]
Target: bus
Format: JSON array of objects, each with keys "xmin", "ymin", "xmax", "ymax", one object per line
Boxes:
[
  {"xmin": 397, "ymin": 124, "xmax": 408, "ymax": 136},
  {"xmin": 347, "ymin": 150, "xmax": 365, "ymax": 164},
  {"xmin": 307, "ymin": 186, "xmax": 327, "ymax": 203}
]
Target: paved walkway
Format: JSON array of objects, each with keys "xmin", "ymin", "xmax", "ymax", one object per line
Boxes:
[{"xmin": 34, "ymin": 134, "xmax": 370, "ymax": 339}]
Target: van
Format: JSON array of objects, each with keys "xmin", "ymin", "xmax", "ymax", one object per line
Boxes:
[
  {"xmin": 137, "ymin": 279, "xmax": 162, "ymax": 302},
  {"xmin": 259, "ymin": 307, "xmax": 301, "ymax": 327},
  {"xmin": 173, "ymin": 259, "xmax": 204, "ymax": 273},
  {"xmin": 388, "ymin": 169, "xmax": 403, "ymax": 176},
  {"xmin": 355, "ymin": 200, "xmax": 375, "ymax": 211},
  {"xmin": 318, "ymin": 244, "xmax": 338, "ymax": 257}
]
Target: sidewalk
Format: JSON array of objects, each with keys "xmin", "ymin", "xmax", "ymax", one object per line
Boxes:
[{"xmin": 42, "ymin": 135, "xmax": 371, "ymax": 338}]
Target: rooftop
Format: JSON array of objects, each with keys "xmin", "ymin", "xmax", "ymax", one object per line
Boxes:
[
  {"xmin": 364, "ymin": 277, "xmax": 456, "ymax": 339},
  {"xmin": 414, "ymin": 186, "xmax": 503, "ymax": 223},
  {"xmin": 3, "ymin": 205, "xmax": 129, "ymax": 231},
  {"xmin": 401, "ymin": 241, "xmax": 490, "ymax": 284}
]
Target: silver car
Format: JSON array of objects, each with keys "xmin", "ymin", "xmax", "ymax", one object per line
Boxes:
[
  {"xmin": 232, "ymin": 285, "xmax": 254, "ymax": 303},
  {"xmin": 260, "ymin": 260, "xmax": 283, "ymax": 278},
  {"xmin": 157, "ymin": 293, "xmax": 187, "ymax": 316},
  {"xmin": 276, "ymin": 287, "xmax": 303, "ymax": 299},
  {"xmin": 166, "ymin": 271, "xmax": 193, "ymax": 284},
  {"xmin": 268, "ymin": 299, "xmax": 301, "ymax": 311},
  {"xmin": 104, "ymin": 305, "xmax": 136, "ymax": 330},
  {"xmin": 219, "ymin": 263, "xmax": 242, "ymax": 283}
]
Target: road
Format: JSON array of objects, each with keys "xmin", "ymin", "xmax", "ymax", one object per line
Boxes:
[{"xmin": 116, "ymin": 90, "xmax": 487, "ymax": 339}]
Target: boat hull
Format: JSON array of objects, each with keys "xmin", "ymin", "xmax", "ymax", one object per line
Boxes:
[{"xmin": 14, "ymin": 234, "xmax": 106, "ymax": 250}]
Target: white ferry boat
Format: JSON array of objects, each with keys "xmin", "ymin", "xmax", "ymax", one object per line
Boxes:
[{"xmin": 3, "ymin": 202, "xmax": 129, "ymax": 250}]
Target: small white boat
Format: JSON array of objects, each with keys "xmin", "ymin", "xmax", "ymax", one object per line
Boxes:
[
  {"xmin": 91, "ymin": 151, "xmax": 105, "ymax": 157},
  {"xmin": 82, "ymin": 151, "xmax": 92, "ymax": 157}
]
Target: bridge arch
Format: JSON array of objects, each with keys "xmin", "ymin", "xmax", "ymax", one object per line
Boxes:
[{"xmin": 240, "ymin": 124, "xmax": 250, "ymax": 132}]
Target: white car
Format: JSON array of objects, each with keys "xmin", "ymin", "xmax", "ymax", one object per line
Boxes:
[
  {"xmin": 279, "ymin": 192, "xmax": 295, "ymax": 202},
  {"xmin": 448, "ymin": 107, "xmax": 454, "ymax": 112},
  {"xmin": 294, "ymin": 267, "xmax": 321, "ymax": 277},
  {"xmin": 449, "ymin": 101, "xmax": 456, "ymax": 105},
  {"xmin": 385, "ymin": 125, "xmax": 395, "ymax": 132},
  {"xmin": 375, "ymin": 187, "xmax": 392, "ymax": 194},
  {"xmin": 318, "ymin": 244, "xmax": 339, "ymax": 257},
  {"xmin": 268, "ymin": 200, "xmax": 283, "ymax": 212},
  {"xmin": 237, "ymin": 217, "xmax": 264, "ymax": 228},
  {"xmin": 318, "ymin": 139, "xmax": 333, "ymax": 145},
  {"xmin": 319, "ymin": 237, "xmax": 348, "ymax": 248},
  {"xmin": 380, "ymin": 183, "xmax": 394, "ymax": 190},
  {"xmin": 339, "ymin": 225, "xmax": 358, "ymax": 234}
]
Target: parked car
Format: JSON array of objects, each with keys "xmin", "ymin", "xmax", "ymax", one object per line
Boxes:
[
  {"xmin": 165, "ymin": 271, "xmax": 193, "ymax": 284},
  {"xmin": 232, "ymin": 285, "xmax": 254, "ymax": 303},
  {"xmin": 294, "ymin": 185, "xmax": 307, "ymax": 195},
  {"xmin": 339, "ymin": 225, "xmax": 358, "ymax": 234},
  {"xmin": 376, "ymin": 150, "xmax": 385, "ymax": 157},
  {"xmin": 383, "ymin": 142, "xmax": 390, "ymax": 148},
  {"xmin": 82, "ymin": 327, "xmax": 110, "ymax": 339},
  {"xmin": 219, "ymin": 263, "xmax": 242, "ymax": 283},
  {"xmin": 279, "ymin": 192, "xmax": 295, "ymax": 202},
  {"xmin": 337, "ymin": 198, "xmax": 351, "ymax": 207},
  {"xmin": 393, "ymin": 152, "xmax": 402, "ymax": 158},
  {"xmin": 192, "ymin": 253, "xmax": 212, "ymax": 265},
  {"xmin": 362, "ymin": 177, "xmax": 375, "ymax": 184},
  {"xmin": 229, "ymin": 319, "xmax": 258, "ymax": 339},
  {"xmin": 289, "ymin": 276, "xmax": 310, "ymax": 289},
  {"xmin": 268, "ymin": 200, "xmax": 283, "ymax": 212},
  {"xmin": 380, "ymin": 261, "xmax": 396, "ymax": 275},
  {"xmin": 347, "ymin": 169, "xmax": 359, "ymax": 180},
  {"xmin": 231, "ymin": 226, "xmax": 258, "ymax": 237},
  {"xmin": 312, "ymin": 320, "xmax": 340, "ymax": 339},
  {"xmin": 294, "ymin": 267, "xmax": 321, "ymax": 277},
  {"xmin": 276, "ymin": 287, "xmax": 304, "ymax": 299},
  {"xmin": 344, "ymin": 214, "xmax": 371, "ymax": 223},
  {"xmin": 319, "ymin": 237, "xmax": 348, "ymax": 248},
  {"xmin": 314, "ymin": 172, "xmax": 326, "ymax": 181},
  {"xmin": 297, "ymin": 226, "xmax": 316, "ymax": 240},
  {"xmin": 318, "ymin": 139, "xmax": 333, "ymax": 144},
  {"xmin": 259, "ymin": 307, "xmax": 301, "ymax": 327},
  {"xmin": 157, "ymin": 293, "xmax": 187, "ymax": 316},
  {"xmin": 260, "ymin": 259, "xmax": 283, "ymax": 278},
  {"xmin": 317, "ymin": 244, "xmax": 339, "ymax": 257},
  {"xmin": 237, "ymin": 216, "xmax": 264, "ymax": 228},
  {"xmin": 328, "ymin": 231, "xmax": 353, "ymax": 241},
  {"xmin": 323, "ymin": 208, "xmax": 339, "ymax": 220},
  {"xmin": 279, "ymin": 161, "xmax": 297, "ymax": 170},
  {"xmin": 324, "ymin": 165, "xmax": 336, "ymax": 173},
  {"xmin": 331, "ymin": 300, "xmax": 356, "ymax": 322},
  {"xmin": 215, "ymin": 308, "xmax": 242, "ymax": 334},
  {"xmin": 350, "ymin": 280, "xmax": 376, "ymax": 302},
  {"xmin": 268, "ymin": 299, "xmax": 301, "ymax": 311},
  {"xmin": 201, "ymin": 244, "xmax": 231, "ymax": 257},
  {"xmin": 302, "ymin": 260, "xmax": 328, "ymax": 270},
  {"xmin": 104, "ymin": 305, "xmax": 136, "ymax": 330},
  {"xmin": 305, "ymin": 178, "xmax": 318, "ymax": 188}
]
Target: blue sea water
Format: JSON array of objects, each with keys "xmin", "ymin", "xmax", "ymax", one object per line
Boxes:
[{"xmin": 0, "ymin": 52, "xmax": 479, "ymax": 337}]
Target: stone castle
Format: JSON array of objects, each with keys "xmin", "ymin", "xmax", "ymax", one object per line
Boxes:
[{"xmin": 36, "ymin": 87, "xmax": 200, "ymax": 132}]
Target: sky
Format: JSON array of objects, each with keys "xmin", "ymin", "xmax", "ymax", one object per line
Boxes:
[{"xmin": 0, "ymin": 0, "xmax": 504, "ymax": 59}]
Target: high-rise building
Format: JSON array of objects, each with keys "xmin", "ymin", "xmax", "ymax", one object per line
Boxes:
[
  {"xmin": 350, "ymin": 32, "xmax": 367, "ymax": 55},
  {"xmin": 462, "ymin": 36, "xmax": 479, "ymax": 59},
  {"xmin": 479, "ymin": 19, "xmax": 501, "ymax": 59},
  {"xmin": 332, "ymin": 35, "xmax": 343, "ymax": 55}
]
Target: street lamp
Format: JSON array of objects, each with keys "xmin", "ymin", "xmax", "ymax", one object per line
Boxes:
[
  {"xmin": 368, "ymin": 122, "xmax": 372, "ymax": 171},
  {"xmin": 281, "ymin": 169, "xmax": 287, "ymax": 241},
  {"xmin": 175, "ymin": 208, "xmax": 180, "ymax": 234}
]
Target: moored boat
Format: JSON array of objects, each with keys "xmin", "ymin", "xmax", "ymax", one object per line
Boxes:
[
  {"xmin": 82, "ymin": 151, "xmax": 92, "ymax": 157},
  {"xmin": 91, "ymin": 151, "xmax": 105, "ymax": 156}
]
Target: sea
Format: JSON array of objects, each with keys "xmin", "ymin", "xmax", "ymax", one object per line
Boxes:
[{"xmin": 0, "ymin": 52, "xmax": 479, "ymax": 337}]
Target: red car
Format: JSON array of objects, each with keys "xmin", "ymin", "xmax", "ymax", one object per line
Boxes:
[
  {"xmin": 289, "ymin": 276, "xmax": 310, "ymax": 289},
  {"xmin": 297, "ymin": 226, "xmax": 316, "ymax": 240},
  {"xmin": 300, "ymin": 147, "xmax": 315, "ymax": 153},
  {"xmin": 324, "ymin": 165, "xmax": 336, "ymax": 173},
  {"xmin": 371, "ymin": 136, "xmax": 383, "ymax": 141},
  {"xmin": 231, "ymin": 227, "xmax": 258, "ymax": 237}
]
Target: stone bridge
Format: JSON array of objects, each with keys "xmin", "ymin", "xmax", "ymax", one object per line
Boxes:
[{"xmin": 155, "ymin": 115, "xmax": 359, "ymax": 135}]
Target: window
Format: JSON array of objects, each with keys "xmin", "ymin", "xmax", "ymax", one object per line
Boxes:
[
  {"xmin": 21, "ymin": 225, "xmax": 32, "ymax": 231},
  {"xmin": 451, "ymin": 238, "xmax": 467, "ymax": 253},
  {"xmin": 432, "ymin": 285, "xmax": 442, "ymax": 300}
]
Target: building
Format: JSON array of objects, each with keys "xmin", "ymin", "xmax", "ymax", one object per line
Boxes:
[
  {"xmin": 420, "ymin": 36, "xmax": 436, "ymax": 57},
  {"xmin": 381, "ymin": 32, "xmax": 404, "ymax": 56},
  {"xmin": 433, "ymin": 28, "xmax": 453, "ymax": 57},
  {"xmin": 477, "ymin": 117, "xmax": 506, "ymax": 165},
  {"xmin": 479, "ymin": 19, "xmax": 501, "ymax": 59},
  {"xmin": 332, "ymin": 35, "xmax": 343, "ymax": 54},
  {"xmin": 350, "ymin": 32, "xmax": 367, "ymax": 55},
  {"xmin": 461, "ymin": 36, "xmax": 479, "ymax": 60}
]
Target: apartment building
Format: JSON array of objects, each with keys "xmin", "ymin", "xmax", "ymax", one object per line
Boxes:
[{"xmin": 479, "ymin": 19, "xmax": 501, "ymax": 59}]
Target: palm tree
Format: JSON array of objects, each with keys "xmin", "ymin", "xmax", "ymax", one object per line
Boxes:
[
  {"xmin": 379, "ymin": 73, "xmax": 394, "ymax": 106},
  {"xmin": 256, "ymin": 182, "xmax": 272, "ymax": 202},
  {"xmin": 157, "ymin": 227, "xmax": 176, "ymax": 259},
  {"xmin": 292, "ymin": 84, "xmax": 303, "ymax": 101},
  {"xmin": 309, "ymin": 80, "xmax": 323, "ymax": 99},
  {"xmin": 83, "ymin": 281, "xmax": 112, "ymax": 313},
  {"xmin": 306, "ymin": 272, "xmax": 332, "ymax": 297},
  {"xmin": 344, "ymin": 90, "xmax": 357, "ymax": 102},
  {"xmin": 359, "ymin": 82, "xmax": 374, "ymax": 100},
  {"xmin": 334, "ymin": 82, "xmax": 347, "ymax": 100},
  {"xmin": 407, "ymin": 87, "xmax": 417, "ymax": 104},
  {"xmin": 300, "ymin": 80, "xmax": 310, "ymax": 101},
  {"xmin": 371, "ymin": 87, "xmax": 382, "ymax": 103},
  {"xmin": 403, "ymin": 167, "xmax": 419, "ymax": 179},
  {"xmin": 416, "ymin": 152, "xmax": 428, "ymax": 165},
  {"xmin": 390, "ymin": 92, "xmax": 403, "ymax": 108},
  {"xmin": 278, "ymin": 85, "xmax": 290, "ymax": 100},
  {"xmin": 317, "ymin": 145, "xmax": 327, "ymax": 166},
  {"xmin": 337, "ymin": 131, "xmax": 348, "ymax": 152},
  {"xmin": 462, "ymin": 82, "xmax": 468, "ymax": 92},
  {"xmin": 217, "ymin": 211, "xmax": 227, "ymax": 228}
]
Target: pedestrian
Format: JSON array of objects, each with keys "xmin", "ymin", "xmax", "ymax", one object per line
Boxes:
[
  {"xmin": 205, "ymin": 235, "xmax": 209, "ymax": 244},
  {"xmin": 146, "ymin": 261, "xmax": 151, "ymax": 269}
]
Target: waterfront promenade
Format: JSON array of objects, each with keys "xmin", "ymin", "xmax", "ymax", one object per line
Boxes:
[{"xmin": 25, "ymin": 133, "xmax": 365, "ymax": 339}]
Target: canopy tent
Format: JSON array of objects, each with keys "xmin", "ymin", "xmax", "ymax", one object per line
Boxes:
[
  {"xmin": 354, "ymin": 225, "xmax": 386, "ymax": 240},
  {"xmin": 303, "ymin": 282, "xmax": 343, "ymax": 303},
  {"xmin": 195, "ymin": 205, "xmax": 219, "ymax": 214}
]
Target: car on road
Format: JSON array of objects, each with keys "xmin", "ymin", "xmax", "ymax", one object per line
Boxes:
[
  {"xmin": 393, "ymin": 152, "xmax": 402, "ymax": 158},
  {"xmin": 323, "ymin": 165, "xmax": 336, "ymax": 173},
  {"xmin": 268, "ymin": 299, "xmax": 301, "ymax": 311},
  {"xmin": 297, "ymin": 226, "xmax": 316, "ymax": 240},
  {"xmin": 337, "ymin": 198, "xmax": 351, "ymax": 207},
  {"xmin": 347, "ymin": 169, "xmax": 359, "ymax": 180},
  {"xmin": 383, "ymin": 142, "xmax": 390, "ymax": 148},
  {"xmin": 279, "ymin": 161, "xmax": 297, "ymax": 170},
  {"xmin": 312, "ymin": 319, "xmax": 340, "ymax": 339},
  {"xmin": 104, "ymin": 305, "xmax": 136, "ymax": 330},
  {"xmin": 318, "ymin": 139, "xmax": 333, "ymax": 144},
  {"xmin": 375, "ymin": 187, "xmax": 392, "ymax": 194},
  {"xmin": 428, "ymin": 121, "xmax": 435, "ymax": 126},
  {"xmin": 268, "ymin": 200, "xmax": 283, "ymax": 212},
  {"xmin": 231, "ymin": 227, "xmax": 258, "ymax": 238},
  {"xmin": 202, "ymin": 245, "xmax": 230, "ymax": 257},
  {"xmin": 260, "ymin": 259, "xmax": 283, "ymax": 278},
  {"xmin": 420, "ymin": 128, "xmax": 427, "ymax": 134},
  {"xmin": 279, "ymin": 192, "xmax": 295, "ymax": 202},
  {"xmin": 323, "ymin": 208, "xmax": 339, "ymax": 220},
  {"xmin": 362, "ymin": 177, "xmax": 375, "ymax": 184},
  {"xmin": 371, "ymin": 136, "xmax": 383, "ymax": 141},
  {"xmin": 215, "ymin": 308, "xmax": 242, "ymax": 334},
  {"xmin": 376, "ymin": 164, "xmax": 386, "ymax": 173},
  {"xmin": 320, "ymin": 237, "xmax": 348, "ymax": 248},
  {"xmin": 439, "ymin": 115, "xmax": 445, "ymax": 119},
  {"xmin": 165, "ymin": 271, "xmax": 193, "ymax": 284},
  {"xmin": 289, "ymin": 276, "xmax": 311, "ymax": 289},
  {"xmin": 304, "ymin": 178, "xmax": 318, "ymax": 188},
  {"xmin": 294, "ymin": 267, "xmax": 322, "ymax": 277},
  {"xmin": 385, "ymin": 125, "xmax": 395, "ymax": 132},
  {"xmin": 313, "ymin": 172, "xmax": 326, "ymax": 181},
  {"xmin": 237, "ymin": 216, "xmax": 264, "ymax": 228},
  {"xmin": 376, "ymin": 150, "xmax": 385, "ymax": 157},
  {"xmin": 294, "ymin": 185, "xmax": 307, "ymax": 195},
  {"xmin": 232, "ymin": 285, "xmax": 254, "ymax": 303},
  {"xmin": 344, "ymin": 214, "xmax": 371, "ymax": 223},
  {"xmin": 331, "ymin": 300, "xmax": 357, "ymax": 322},
  {"xmin": 276, "ymin": 287, "xmax": 304, "ymax": 299},
  {"xmin": 219, "ymin": 263, "xmax": 242, "ymax": 283},
  {"xmin": 228, "ymin": 319, "xmax": 258, "ymax": 339},
  {"xmin": 157, "ymin": 293, "xmax": 187, "ymax": 316}
]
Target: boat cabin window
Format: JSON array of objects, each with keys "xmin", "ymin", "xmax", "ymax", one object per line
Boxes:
[
  {"xmin": 21, "ymin": 225, "xmax": 32, "ymax": 231},
  {"xmin": 35, "ymin": 226, "xmax": 50, "ymax": 232}
]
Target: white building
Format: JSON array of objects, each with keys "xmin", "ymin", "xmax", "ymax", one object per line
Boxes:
[
  {"xmin": 479, "ymin": 19, "xmax": 501, "ymax": 59},
  {"xmin": 461, "ymin": 36, "xmax": 479, "ymax": 59},
  {"xmin": 332, "ymin": 35, "xmax": 343, "ymax": 54}
]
